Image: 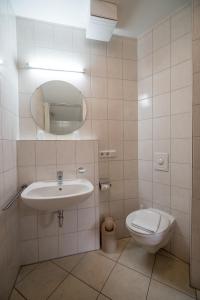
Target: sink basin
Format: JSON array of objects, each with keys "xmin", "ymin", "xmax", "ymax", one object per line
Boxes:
[{"xmin": 21, "ymin": 179, "xmax": 94, "ymax": 211}]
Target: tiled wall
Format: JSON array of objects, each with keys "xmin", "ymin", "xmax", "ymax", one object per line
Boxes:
[
  {"xmin": 137, "ymin": 3, "xmax": 192, "ymax": 262},
  {"xmin": 17, "ymin": 140, "xmax": 99, "ymax": 264},
  {"xmin": 191, "ymin": 0, "xmax": 200, "ymax": 288},
  {"xmin": 16, "ymin": 18, "xmax": 138, "ymax": 238},
  {"xmin": 0, "ymin": 0, "xmax": 19, "ymax": 299}
]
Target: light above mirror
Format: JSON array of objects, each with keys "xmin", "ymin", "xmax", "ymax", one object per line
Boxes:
[
  {"xmin": 23, "ymin": 61, "xmax": 85, "ymax": 73},
  {"xmin": 30, "ymin": 80, "xmax": 87, "ymax": 135}
]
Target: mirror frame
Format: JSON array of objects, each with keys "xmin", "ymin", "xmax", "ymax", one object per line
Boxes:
[{"xmin": 30, "ymin": 80, "xmax": 87, "ymax": 135}]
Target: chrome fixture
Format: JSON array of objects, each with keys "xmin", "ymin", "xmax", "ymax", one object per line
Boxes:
[
  {"xmin": 57, "ymin": 210, "xmax": 64, "ymax": 227},
  {"xmin": 57, "ymin": 170, "xmax": 63, "ymax": 185},
  {"xmin": 77, "ymin": 167, "xmax": 86, "ymax": 174},
  {"xmin": 2, "ymin": 184, "xmax": 27, "ymax": 211}
]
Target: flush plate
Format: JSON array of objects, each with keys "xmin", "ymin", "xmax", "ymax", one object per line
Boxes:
[{"xmin": 154, "ymin": 152, "xmax": 169, "ymax": 172}]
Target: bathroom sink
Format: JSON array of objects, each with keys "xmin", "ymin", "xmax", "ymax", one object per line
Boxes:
[{"xmin": 21, "ymin": 179, "xmax": 94, "ymax": 211}]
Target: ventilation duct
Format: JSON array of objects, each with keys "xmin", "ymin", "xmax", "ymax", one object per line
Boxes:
[{"xmin": 86, "ymin": 0, "xmax": 118, "ymax": 42}]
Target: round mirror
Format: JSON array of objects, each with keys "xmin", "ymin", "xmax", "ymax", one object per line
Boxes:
[{"xmin": 30, "ymin": 80, "xmax": 87, "ymax": 135}]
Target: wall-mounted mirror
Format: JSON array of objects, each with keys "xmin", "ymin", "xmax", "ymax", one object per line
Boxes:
[{"xmin": 30, "ymin": 80, "xmax": 87, "ymax": 135}]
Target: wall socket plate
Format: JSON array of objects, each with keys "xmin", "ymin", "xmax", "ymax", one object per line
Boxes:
[{"xmin": 99, "ymin": 149, "xmax": 116, "ymax": 159}]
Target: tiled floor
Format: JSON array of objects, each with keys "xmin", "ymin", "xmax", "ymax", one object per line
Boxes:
[{"xmin": 10, "ymin": 238, "xmax": 198, "ymax": 300}]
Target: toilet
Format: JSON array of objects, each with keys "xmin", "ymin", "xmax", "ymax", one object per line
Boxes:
[{"xmin": 126, "ymin": 208, "xmax": 175, "ymax": 253}]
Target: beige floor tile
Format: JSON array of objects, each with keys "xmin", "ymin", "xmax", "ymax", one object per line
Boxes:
[
  {"xmin": 72, "ymin": 252, "xmax": 115, "ymax": 291},
  {"xmin": 102, "ymin": 263, "xmax": 150, "ymax": 300},
  {"xmin": 16, "ymin": 264, "xmax": 38, "ymax": 284},
  {"xmin": 49, "ymin": 274, "xmax": 98, "ymax": 300},
  {"xmin": 119, "ymin": 239, "xmax": 155, "ymax": 276},
  {"xmin": 10, "ymin": 289, "xmax": 24, "ymax": 300},
  {"xmin": 97, "ymin": 293, "xmax": 110, "ymax": 300},
  {"xmin": 96, "ymin": 238, "xmax": 130, "ymax": 261},
  {"xmin": 147, "ymin": 280, "xmax": 195, "ymax": 300},
  {"xmin": 152, "ymin": 254, "xmax": 195, "ymax": 297},
  {"xmin": 16, "ymin": 262, "xmax": 67, "ymax": 300},
  {"xmin": 53, "ymin": 253, "xmax": 85, "ymax": 272}
]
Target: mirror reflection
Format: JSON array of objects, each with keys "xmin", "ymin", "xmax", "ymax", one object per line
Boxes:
[{"xmin": 30, "ymin": 80, "xmax": 86, "ymax": 135}]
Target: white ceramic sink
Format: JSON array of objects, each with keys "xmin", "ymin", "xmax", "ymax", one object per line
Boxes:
[{"xmin": 21, "ymin": 179, "xmax": 94, "ymax": 211}]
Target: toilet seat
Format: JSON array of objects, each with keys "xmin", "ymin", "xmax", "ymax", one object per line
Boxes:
[{"xmin": 126, "ymin": 209, "xmax": 170, "ymax": 236}]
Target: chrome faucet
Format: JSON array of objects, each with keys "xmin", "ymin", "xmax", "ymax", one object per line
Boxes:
[{"xmin": 57, "ymin": 170, "xmax": 63, "ymax": 185}]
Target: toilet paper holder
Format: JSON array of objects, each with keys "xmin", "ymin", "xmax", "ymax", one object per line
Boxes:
[{"xmin": 99, "ymin": 178, "xmax": 111, "ymax": 191}]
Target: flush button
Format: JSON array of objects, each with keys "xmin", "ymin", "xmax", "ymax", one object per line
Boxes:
[{"xmin": 154, "ymin": 152, "xmax": 169, "ymax": 172}]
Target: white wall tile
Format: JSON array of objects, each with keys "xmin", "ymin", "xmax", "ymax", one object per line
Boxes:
[
  {"xmin": 171, "ymin": 5, "xmax": 192, "ymax": 41},
  {"xmin": 107, "ymin": 57, "xmax": 123, "ymax": 79},
  {"xmin": 138, "ymin": 160, "xmax": 153, "ymax": 181},
  {"xmin": 153, "ymin": 182, "xmax": 170, "ymax": 208},
  {"xmin": 138, "ymin": 54, "xmax": 152, "ymax": 79},
  {"xmin": 153, "ymin": 45, "xmax": 170, "ymax": 73},
  {"xmin": 153, "ymin": 19, "xmax": 170, "ymax": 50},
  {"xmin": 171, "ymin": 113, "xmax": 192, "ymax": 139},
  {"xmin": 78, "ymin": 208, "xmax": 96, "ymax": 231},
  {"xmin": 138, "ymin": 140, "xmax": 153, "ymax": 160},
  {"xmin": 138, "ymin": 98, "xmax": 152, "ymax": 120},
  {"xmin": 108, "ymin": 100, "xmax": 123, "ymax": 120},
  {"xmin": 171, "ymin": 163, "xmax": 192, "ymax": 189},
  {"xmin": 153, "ymin": 68, "xmax": 170, "ymax": 96},
  {"xmin": 56, "ymin": 141, "xmax": 75, "ymax": 164},
  {"xmin": 91, "ymin": 77, "xmax": 107, "ymax": 98},
  {"xmin": 138, "ymin": 76, "xmax": 153, "ymax": 100},
  {"xmin": 171, "ymin": 33, "xmax": 191, "ymax": 65},
  {"xmin": 138, "ymin": 31, "xmax": 153, "ymax": 59},
  {"xmin": 171, "ymin": 86, "xmax": 192, "ymax": 114},
  {"xmin": 171, "ymin": 139, "xmax": 192, "ymax": 163},
  {"xmin": 108, "ymin": 79, "xmax": 123, "ymax": 99},
  {"xmin": 171, "ymin": 60, "xmax": 192, "ymax": 90},
  {"xmin": 21, "ymin": 240, "xmax": 38, "ymax": 265},
  {"xmin": 123, "ymin": 101, "xmax": 137, "ymax": 121},
  {"xmin": 35, "ymin": 141, "xmax": 56, "ymax": 165},
  {"xmin": 91, "ymin": 55, "xmax": 107, "ymax": 77},
  {"xmin": 38, "ymin": 213, "xmax": 58, "ymax": 238},
  {"xmin": 153, "ymin": 116, "xmax": 170, "ymax": 140},
  {"xmin": 123, "ymin": 80, "xmax": 137, "ymax": 100},
  {"xmin": 153, "ymin": 93, "xmax": 170, "ymax": 117},
  {"xmin": 78, "ymin": 230, "xmax": 96, "ymax": 252},
  {"xmin": 123, "ymin": 38, "xmax": 137, "ymax": 60},
  {"xmin": 123, "ymin": 60, "xmax": 137, "ymax": 80},
  {"xmin": 76, "ymin": 141, "xmax": 94, "ymax": 164},
  {"xmin": 59, "ymin": 233, "xmax": 78, "ymax": 256},
  {"xmin": 138, "ymin": 119, "xmax": 152, "ymax": 140},
  {"xmin": 36, "ymin": 165, "xmax": 57, "ymax": 181},
  {"xmin": 107, "ymin": 36, "xmax": 123, "ymax": 58},
  {"xmin": 124, "ymin": 121, "xmax": 137, "ymax": 141},
  {"xmin": 38, "ymin": 236, "xmax": 58, "ymax": 261}
]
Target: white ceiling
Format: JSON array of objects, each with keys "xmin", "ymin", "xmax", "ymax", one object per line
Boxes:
[{"xmin": 10, "ymin": 0, "xmax": 190, "ymax": 38}]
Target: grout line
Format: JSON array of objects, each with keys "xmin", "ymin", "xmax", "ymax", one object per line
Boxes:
[
  {"xmin": 146, "ymin": 252, "xmax": 157, "ymax": 299},
  {"xmin": 46, "ymin": 272, "xmax": 69, "ymax": 299},
  {"xmin": 15, "ymin": 264, "xmax": 39, "ymax": 285},
  {"xmin": 152, "ymin": 277, "xmax": 196, "ymax": 299},
  {"xmin": 14, "ymin": 288, "xmax": 28, "ymax": 300}
]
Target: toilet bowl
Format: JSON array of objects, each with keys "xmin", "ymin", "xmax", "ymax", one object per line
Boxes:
[{"xmin": 126, "ymin": 208, "xmax": 175, "ymax": 253}]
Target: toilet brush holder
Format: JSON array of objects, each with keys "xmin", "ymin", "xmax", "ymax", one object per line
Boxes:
[{"xmin": 101, "ymin": 217, "xmax": 117, "ymax": 253}]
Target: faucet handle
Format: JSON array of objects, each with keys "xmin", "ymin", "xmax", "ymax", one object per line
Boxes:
[{"xmin": 57, "ymin": 170, "xmax": 63, "ymax": 178}]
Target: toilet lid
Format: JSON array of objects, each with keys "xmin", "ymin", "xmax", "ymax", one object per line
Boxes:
[{"xmin": 126, "ymin": 209, "xmax": 170, "ymax": 235}]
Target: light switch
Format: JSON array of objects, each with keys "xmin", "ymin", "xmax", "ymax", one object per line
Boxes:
[{"xmin": 154, "ymin": 152, "xmax": 169, "ymax": 172}]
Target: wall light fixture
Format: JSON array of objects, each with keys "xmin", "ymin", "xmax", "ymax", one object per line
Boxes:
[{"xmin": 20, "ymin": 62, "xmax": 85, "ymax": 74}]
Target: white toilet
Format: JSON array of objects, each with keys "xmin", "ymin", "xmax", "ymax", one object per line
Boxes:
[{"xmin": 126, "ymin": 208, "xmax": 175, "ymax": 253}]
